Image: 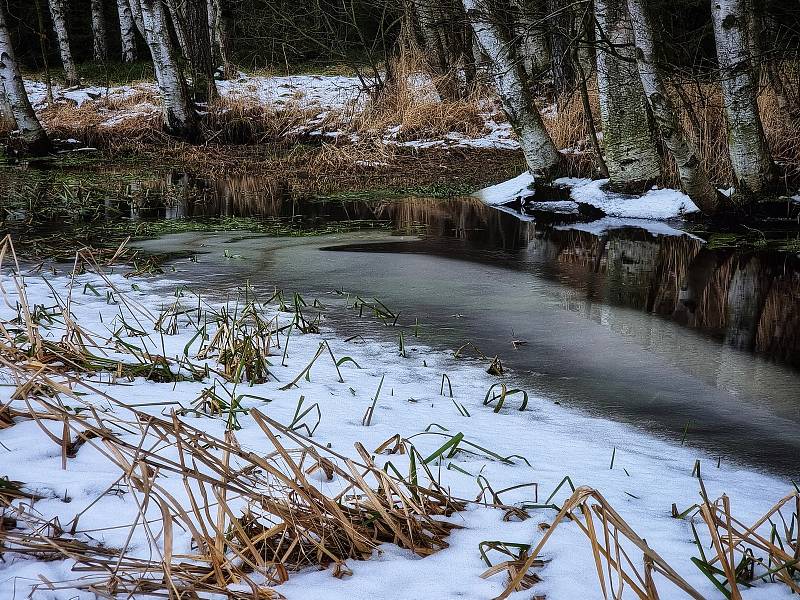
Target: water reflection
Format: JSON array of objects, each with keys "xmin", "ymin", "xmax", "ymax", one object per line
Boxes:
[{"xmin": 3, "ymin": 168, "xmax": 799, "ymax": 370}]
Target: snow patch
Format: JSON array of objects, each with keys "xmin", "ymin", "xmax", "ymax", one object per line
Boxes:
[{"xmin": 475, "ymin": 173, "xmax": 700, "ymax": 220}]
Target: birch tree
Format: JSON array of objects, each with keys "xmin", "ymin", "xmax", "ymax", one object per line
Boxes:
[
  {"xmin": 129, "ymin": 0, "xmax": 146, "ymax": 37},
  {"xmin": 0, "ymin": 3, "xmax": 51, "ymax": 154},
  {"xmin": 463, "ymin": 0, "xmax": 563, "ymax": 178},
  {"xmin": 711, "ymin": 0, "xmax": 776, "ymax": 196},
  {"xmin": 48, "ymin": 0, "xmax": 79, "ymax": 87},
  {"xmin": 116, "ymin": 0, "xmax": 138, "ymax": 62},
  {"xmin": 0, "ymin": 82, "xmax": 15, "ymax": 131},
  {"xmin": 139, "ymin": 0, "xmax": 200, "ymax": 140},
  {"xmin": 511, "ymin": 0, "xmax": 549, "ymax": 78},
  {"xmin": 594, "ymin": 0, "xmax": 661, "ymax": 192},
  {"xmin": 627, "ymin": 0, "xmax": 719, "ymax": 213},
  {"xmin": 91, "ymin": 0, "xmax": 108, "ymax": 61}
]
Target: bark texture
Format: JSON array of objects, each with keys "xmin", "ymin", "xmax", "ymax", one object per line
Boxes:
[
  {"xmin": 139, "ymin": 0, "xmax": 200, "ymax": 140},
  {"xmin": 128, "ymin": 0, "xmax": 146, "ymax": 38},
  {"xmin": 91, "ymin": 0, "xmax": 108, "ymax": 61},
  {"xmin": 0, "ymin": 3, "xmax": 50, "ymax": 154},
  {"xmin": 511, "ymin": 0, "xmax": 549, "ymax": 78},
  {"xmin": 594, "ymin": 0, "xmax": 661, "ymax": 192},
  {"xmin": 463, "ymin": 0, "xmax": 563, "ymax": 178},
  {"xmin": 627, "ymin": 0, "xmax": 719, "ymax": 213},
  {"xmin": 210, "ymin": 0, "xmax": 235, "ymax": 79},
  {"xmin": 184, "ymin": 0, "xmax": 219, "ymax": 100},
  {"xmin": 410, "ymin": 0, "xmax": 474, "ymax": 100},
  {"xmin": 711, "ymin": 0, "xmax": 776, "ymax": 196},
  {"xmin": 0, "ymin": 81, "xmax": 15, "ymax": 130},
  {"xmin": 48, "ymin": 0, "xmax": 79, "ymax": 86},
  {"xmin": 116, "ymin": 0, "xmax": 138, "ymax": 62}
]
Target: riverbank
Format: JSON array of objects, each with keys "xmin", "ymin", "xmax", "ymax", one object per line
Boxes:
[{"xmin": 0, "ymin": 243, "xmax": 795, "ymax": 599}]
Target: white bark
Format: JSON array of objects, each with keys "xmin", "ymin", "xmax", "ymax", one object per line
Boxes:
[
  {"xmin": 0, "ymin": 81, "xmax": 15, "ymax": 130},
  {"xmin": 511, "ymin": 0, "xmax": 549, "ymax": 78},
  {"xmin": 128, "ymin": 0, "xmax": 146, "ymax": 38},
  {"xmin": 139, "ymin": 0, "xmax": 199, "ymax": 139},
  {"xmin": 463, "ymin": 0, "xmax": 563, "ymax": 177},
  {"xmin": 91, "ymin": 0, "xmax": 108, "ymax": 62},
  {"xmin": 711, "ymin": 0, "xmax": 776, "ymax": 196},
  {"xmin": 48, "ymin": 0, "xmax": 79, "ymax": 87},
  {"xmin": 0, "ymin": 4, "xmax": 50, "ymax": 153},
  {"xmin": 627, "ymin": 0, "xmax": 719, "ymax": 213},
  {"xmin": 116, "ymin": 0, "xmax": 137, "ymax": 62},
  {"xmin": 164, "ymin": 0, "xmax": 191, "ymax": 58},
  {"xmin": 594, "ymin": 0, "xmax": 661, "ymax": 192}
]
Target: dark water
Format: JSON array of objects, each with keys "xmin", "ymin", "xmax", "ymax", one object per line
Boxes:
[{"xmin": 4, "ymin": 168, "xmax": 800, "ymax": 476}]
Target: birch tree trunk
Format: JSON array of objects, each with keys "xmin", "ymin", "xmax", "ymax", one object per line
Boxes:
[
  {"xmin": 0, "ymin": 81, "xmax": 16, "ymax": 131},
  {"xmin": 91, "ymin": 0, "xmax": 108, "ymax": 61},
  {"xmin": 116, "ymin": 0, "xmax": 138, "ymax": 62},
  {"xmin": 164, "ymin": 0, "xmax": 191, "ymax": 58},
  {"xmin": 627, "ymin": 0, "xmax": 719, "ymax": 213},
  {"xmin": 512, "ymin": 0, "xmax": 549, "ymax": 78},
  {"xmin": 594, "ymin": 0, "xmax": 661, "ymax": 192},
  {"xmin": 139, "ymin": 0, "xmax": 200, "ymax": 140},
  {"xmin": 711, "ymin": 0, "xmax": 776, "ymax": 196},
  {"xmin": 0, "ymin": 3, "xmax": 51, "ymax": 154},
  {"xmin": 463, "ymin": 0, "xmax": 563, "ymax": 178},
  {"xmin": 128, "ymin": 0, "xmax": 146, "ymax": 38},
  {"xmin": 48, "ymin": 0, "xmax": 79, "ymax": 87}
]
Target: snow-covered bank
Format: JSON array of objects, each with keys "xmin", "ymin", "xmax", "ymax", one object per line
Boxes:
[
  {"xmin": 476, "ymin": 172, "xmax": 701, "ymax": 222},
  {"xmin": 0, "ymin": 266, "xmax": 793, "ymax": 599},
  {"xmin": 23, "ymin": 74, "xmax": 518, "ymax": 151}
]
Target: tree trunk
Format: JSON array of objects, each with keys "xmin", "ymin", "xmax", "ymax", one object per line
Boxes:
[
  {"xmin": 410, "ymin": 0, "xmax": 469, "ymax": 101},
  {"xmin": 128, "ymin": 0, "xmax": 146, "ymax": 38},
  {"xmin": 91, "ymin": 0, "xmax": 108, "ymax": 62},
  {"xmin": 116, "ymin": 0, "xmax": 138, "ymax": 62},
  {"xmin": 0, "ymin": 81, "xmax": 16, "ymax": 131},
  {"xmin": 48, "ymin": 0, "xmax": 79, "ymax": 87},
  {"xmin": 184, "ymin": 0, "xmax": 219, "ymax": 101},
  {"xmin": 463, "ymin": 0, "xmax": 563, "ymax": 178},
  {"xmin": 594, "ymin": 0, "xmax": 661, "ymax": 192},
  {"xmin": 711, "ymin": 0, "xmax": 776, "ymax": 197},
  {"xmin": 512, "ymin": 0, "xmax": 549, "ymax": 79},
  {"xmin": 0, "ymin": 3, "xmax": 51, "ymax": 154},
  {"xmin": 546, "ymin": 0, "xmax": 574, "ymax": 97},
  {"xmin": 139, "ymin": 0, "xmax": 200, "ymax": 140},
  {"xmin": 211, "ymin": 0, "xmax": 235, "ymax": 79},
  {"xmin": 627, "ymin": 0, "xmax": 719, "ymax": 213},
  {"xmin": 164, "ymin": 0, "xmax": 191, "ymax": 58}
]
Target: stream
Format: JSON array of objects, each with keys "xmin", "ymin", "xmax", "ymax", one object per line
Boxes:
[{"xmin": 4, "ymin": 167, "xmax": 800, "ymax": 477}]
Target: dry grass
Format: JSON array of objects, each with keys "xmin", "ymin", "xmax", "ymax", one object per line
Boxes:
[
  {"xmin": 0, "ymin": 238, "xmax": 796, "ymax": 598},
  {"xmin": 352, "ymin": 52, "xmax": 485, "ymax": 143}
]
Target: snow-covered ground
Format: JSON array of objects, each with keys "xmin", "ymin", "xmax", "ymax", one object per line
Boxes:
[
  {"xmin": 24, "ymin": 74, "xmax": 518, "ymax": 151},
  {"xmin": 476, "ymin": 172, "xmax": 700, "ymax": 221},
  {"xmin": 0, "ymin": 264, "xmax": 793, "ymax": 599}
]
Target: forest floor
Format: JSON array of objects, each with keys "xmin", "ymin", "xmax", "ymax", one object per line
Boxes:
[{"xmin": 0, "ymin": 248, "xmax": 795, "ymax": 600}]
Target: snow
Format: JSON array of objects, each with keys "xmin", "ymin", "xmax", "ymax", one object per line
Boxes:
[
  {"xmin": 474, "ymin": 171, "xmax": 535, "ymax": 205},
  {"xmin": 475, "ymin": 174, "xmax": 700, "ymax": 221},
  {"xmin": 22, "ymin": 73, "xmax": 519, "ymax": 150},
  {"xmin": 0, "ymin": 265, "xmax": 792, "ymax": 600},
  {"xmin": 562, "ymin": 178, "xmax": 700, "ymax": 219}
]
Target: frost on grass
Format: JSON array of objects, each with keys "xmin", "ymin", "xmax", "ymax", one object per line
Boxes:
[{"xmin": 0, "ymin": 243, "xmax": 795, "ymax": 599}]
